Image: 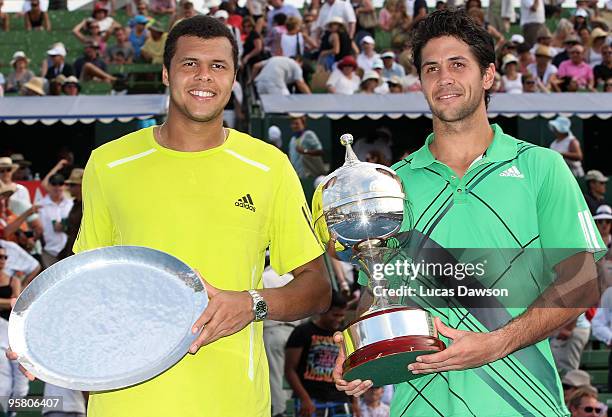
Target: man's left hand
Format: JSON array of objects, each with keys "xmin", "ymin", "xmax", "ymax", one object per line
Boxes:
[
  {"xmin": 408, "ymin": 317, "xmax": 509, "ymax": 374},
  {"xmin": 189, "ymin": 271, "xmax": 254, "ymax": 354}
]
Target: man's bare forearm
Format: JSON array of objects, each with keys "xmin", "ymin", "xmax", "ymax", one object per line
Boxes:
[{"xmin": 260, "ymin": 255, "xmax": 331, "ymax": 322}]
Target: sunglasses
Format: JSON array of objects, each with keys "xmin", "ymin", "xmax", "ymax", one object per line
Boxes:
[
  {"xmin": 582, "ymin": 406, "xmax": 602, "ymax": 414},
  {"xmin": 596, "ymin": 219, "xmax": 611, "ymax": 224},
  {"xmin": 0, "ymin": 168, "xmax": 12, "ymax": 173},
  {"xmin": 525, "ymin": 81, "xmax": 536, "ymax": 85},
  {"xmin": 50, "ymin": 182, "xmax": 65, "ymax": 186},
  {"xmin": 0, "ymin": 255, "xmax": 8, "ymax": 260}
]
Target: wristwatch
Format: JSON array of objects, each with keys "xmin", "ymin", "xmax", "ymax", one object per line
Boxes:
[{"xmin": 247, "ymin": 290, "xmax": 268, "ymax": 322}]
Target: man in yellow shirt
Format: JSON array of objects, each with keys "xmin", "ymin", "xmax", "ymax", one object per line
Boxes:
[
  {"xmin": 12, "ymin": 15, "xmax": 330, "ymax": 417},
  {"xmin": 140, "ymin": 22, "xmax": 167, "ymax": 64}
]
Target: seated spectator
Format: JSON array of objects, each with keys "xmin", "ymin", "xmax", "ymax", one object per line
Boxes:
[
  {"xmin": 398, "ymin": 51, "xmax": 420, "ymax": 91},
  {"xmin": 516, "ymin": 42, "xmax": 534, "ymax": 74},
  {"xmin": 378, "ymin": 0, "xmax": 396, "ymax": 32},
  {"xmin": 0, "ymin": 245, "xmax": 28, "ymax": 415},
  {"xmin": 150, "ymin": 0, "xmax": 176, "ymax": 15},
  {"xmin": 128, "ymin": 15, "xmax": 150, "ymax": 60},
  {"xmin": 44, "ymin": 44, "xmax": 74, "ymax": 80},
  {"xmin": 10, "ymin": 154, "xmax": 33, "ymax": 182},
  {"xmin": 73, "ymin": 42, "xmax": 113, "ymax": 82},
  {"xmin": 586, "ymin": 27, "xmax": 608, "ymax": 67},
  {"xmin": 24, "ymin": 0, "xmax": 51, "ymax": 31},
  {"xmin": 548, "ymin": 116, "xmax": 584, "ymax": 177},
  {"xmin": 91, "ymin": 2, "xmax": 117, "ymax": 36},
  {"xmin": 558, "ymin": 45, "xmax": 595, "ymax": 91},
  {"xmin": 562, "ymin": 370, "xmax": 597, "ymax": 404},
  {"xmin": 356, "ymin": 35, "xmax": 379, "ymax": 72},
  {"xmin": 0, "ymin": 239, "xmax": 41, "ymax": 287},
  {"xmin": 0, "ymin": 0, "xmax": 8, "ymax": 31},
  {"xmin": 319, "ymin": 17, "xmax": 357, "ymax": 70},
  {"xmin": 529, "ymin": 26, "xmax": 561, "ymax": 57},
  {"xmin": 553, "ymin": 35, "xmax": 581, "ymax": 68},
  {"xmin": 593, "ymin": 44, "xmax": 611, "ymax": 87},
  {"xmin": 288, "ymin": 116, "xmax": 325, "ymax": 179},
  {"xmin": 380, "ymin": 51, "xmax": 405, "ymax": 79},
  {"xmin": 577, "ymin": 26, "xmax": 591, "ymax": 49},
  {"xmin": 48, "ymin": 75, "xmax": 65, "ymax": 95},
  {"xmin": 20, "ymin": 77, "xmax": 46, "ymax": 96},
  {"xmin": 37, "ymin": 173, "xmax": 73, "ymax": 268},
  {"xmin": 359, "ymin": 70, "xmax": 380, "ymax": 93},
  {"xmin": 573, "ymin": 8, "xmax": 589, "ymax": 33},
  {"xmin": 281, "ymin": 16, "xmax": 316, "ymax": 58},
  {"xmin": 5, "ymin": 52, "xmax": 34, "ymax": 94},
  {"xmin": 353, "ymin": 0, "xmax": 376, "ymax": 37},
  {"xmin": 521, "ymin": 72, "xmax": 540, "ymax": 92},
  {"xmin": 527, "ymin": 45, "xmax": 559, "ymax": 91},
  {"xmin": 0, "ymin": 182, "xmax": 37, "ymax": 241},
  {"xmin": 62, "ymin": 76, "xmax": 80, "ymax": 96},
  {"xmin": 72, "ymin": 18, "xmax": 108, "ymax": 54},
  {"xmin": 253, "ymin": 55, "xmax": 311, "ymax": 95},
  {"xmin": 315, "ymin": 0, "xmax": 357, "ymax": 39},
  {"xmin": 327, "ymin": 55, "xmax": 360, "ymax": 94},
  {"xmin": 140, "ymin": 23, "xmax": 167, "ymax": 64},
  {"xmin": 583, "ymin": 170, "xmax": 608, "ymax": 214},
  {"xmin": 105, "ymin": 27, "xmax": 135, "ymax": 64},
  {"xmin": 387, "ymin": 75, "xmax": 403, "ymax": 93},
  {"xmin": 371, "ymin": 58, "xmax": 389, "ymax": 93},
  {"xmin": 219, "ymin": 0, "xmax": 243, "ymax": 31},
  {"xmin": 285, "ymin": 292, "xmax": 357, "ymax": 417},
  {"xmin": 501, "ymin": 55, "xmax": 523, "ymax": 94},
  {"xmin": 567, "ymin": 387, "xmax": 600, "ymax": 417},
  {"xmin": 605, "ymin": 78, "xmax": 612, "ymax": 92},
  {"xmin": 360, "ymin": 387, "xmax": 390, "ymax": 417},
  {"xmin": 240, "ymin": 17, "xmax": 265, "ymax": 68}
]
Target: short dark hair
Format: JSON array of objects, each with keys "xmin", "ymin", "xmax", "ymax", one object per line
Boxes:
[
  {"xmin": 410, "ymin": 9, "xmax": 496, "ymax": 107},
  {"xmin": 329, "ymin": 290, "xmax": 348, "ymax": 310},
  {"xmin": 163, "ymin": 15, "xmax": 239, "ymax": 73}
]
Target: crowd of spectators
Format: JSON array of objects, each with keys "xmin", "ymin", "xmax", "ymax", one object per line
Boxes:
[{"xmin": 1, "ymin": 0, "xmax": 611, "ymax": 98}]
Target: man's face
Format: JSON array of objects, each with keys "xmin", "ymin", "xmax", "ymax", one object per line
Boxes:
[
  {"xmin": 69, "ymin": 183, "xmax": 82, "ymax": 200},
  {"xmin": 535, "ymin": 54, "xmax": 551, "ymax": 66},
  {"xmin": 571, "ymin": 396, "xmax": 600, "ymax": 417},
  {"xmin": 602, "ymin": 45, "xmax": 611, "ymax": 64},
  {"xmin": 419, "ymin": 36, "xmax": 493, "ymax": 124},
  {"xmin": 290, "ymin": 117, "xmax": 305, "ymax": 132},
  {"xmin": 49, "ymin": 180, "xmax": 65, "ymax": 199},
  {"xmin": 320, "ymin": 306, "xmax": 346, "ymax": 330},
  {"xmin": 115, "ymin": 28, "xmax": 127, "ymax": 43},
  {"xmin": 51, "ymin": 54, "xmax": 63, "ymax": 65},
  {"xmin": 591, "ymin": 180, "xmax": 606, "ymax": 195},
  {"xmin": 363, "ymin": 42, "xmax": 374, "ymax": 53},
  {"xmin": 382, "ymin": 57, "xmax": 393, "ymax": 69},
  {"xmin": 85, "ymin": 47, "xmax": 97, "ymax": 60},
  {"xmin": 151, "ymin": 30, "xmax": 162, "ymax": 41},
  {"xmin": 596, "ymin": 218, "xmax": 611, "ymax": 237},
  {"xmin": 63, "ymin": 83, "xmax": 79, "ymax": 96},
  {"xmin": 163, "ymin": 36, "xmax": 236, "ymax": 124},
  {"xmin": 0, "ymin": 167, "xmax": 12, "ymax": 183},
  {"xmin": 570, "ymin": 47, "xmax": 584, "ymax": 64},
  {"xmin": 538, "ymin": 36, "xmax": 551, "ymax": 46}
]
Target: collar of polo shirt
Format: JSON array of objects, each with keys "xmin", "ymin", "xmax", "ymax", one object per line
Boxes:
[{"xmin": 409, "ymin": 124, "xmax": 518, "ymax": 169}]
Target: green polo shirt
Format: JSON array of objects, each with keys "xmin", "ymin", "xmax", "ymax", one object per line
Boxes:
[{"xmin": 358, "ymin": 124, "xmax": 605, "ymax": 417}]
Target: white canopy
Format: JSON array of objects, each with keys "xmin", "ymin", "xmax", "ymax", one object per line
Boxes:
[
  {"xmin": 259, "ymin": 93, "xmax": 612, "ymax": 120},
  {"xmin": 0, "ymin": 95, "xmax": 168, "ymax": 125}
]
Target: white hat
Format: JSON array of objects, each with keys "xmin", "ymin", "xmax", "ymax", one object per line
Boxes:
[
  {"xmin": 574, "ymin": 8, "xmax": 588, "ymax": 18},
  {"xmin": 501, "ymin": 54, "xmax": 518, "ymax": 71},
  {"xmin": 214, "ymin": 9, "xmax": 229, "ymax": 19},
  {"xmin": 510, "ymin": 34, "xmax": 525, "ymax": 44},
  {"xmin": 548, "ymin": 116, "xmax": 571, "ymax": 134},
  {"xmin": 206, "ymin": 0, "xmax": 222, "ymax": 8},
  {"xmin": 325, "ymin": 16, "xmax": 345, "ymax": 27},
  {"xmin": 372, "ymin": 58, "xmax": 384, "ymax": 70},
  {"xmin": 361, "ymin": 70, "xmax": 380, "ymax": 83},
  {"xmin": 10, "ymin": 51, "xmax": 30, "ymax": 67},
  {"xmin": 267, "ymin": 125, "xmax": 282, "ymax": 148},
  {"xmin": 47, "ymin": 45, "xmax": 67, "ymax": 57},
  {"xmin": 594, "ymin": 205, "xmax": 612, "ymax": 220},
  {"xmin": 584, "ymin": 170, "xmax": 609, "ymax": 183},
  {"xmin": 381, "ymin": 51, "xmax": 395, "ymax": 59},
  {"xmin": 360, "ymin": 35, "xmax": 375, "ymax": 45}
]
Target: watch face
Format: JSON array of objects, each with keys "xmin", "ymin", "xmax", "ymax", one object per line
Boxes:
[{"xmin": 255, "ymin": 300, "xmax": 267, "ymax": 320}]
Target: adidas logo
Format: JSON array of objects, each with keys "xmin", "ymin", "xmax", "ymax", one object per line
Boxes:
[
  {"xmin": 235, "ymin": 194, "xmax": 256, "ymax": 212},
  {"xmin": 499, "ymin": 166, "xmax": 524, "ymax": 178}
]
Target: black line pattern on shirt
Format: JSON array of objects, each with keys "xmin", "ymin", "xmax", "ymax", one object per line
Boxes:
[
  {"xmin": 439, "ymin": 373, "xmax": 478, "ymax": 417},
  {"xmin": 414, "ymin": 184, "xmax": 450, "ymax": 230},
  {"xmin": 470, "ymin": 191, "xmax": 522, "ymax": 246},
  {"xmin": 400, "ymin": 375, "xmax": 445, "ymax": 417}
]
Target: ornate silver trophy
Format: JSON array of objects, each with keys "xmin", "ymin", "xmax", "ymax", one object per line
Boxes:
[{"xmin": 312, "ymin": 134, "xmax": 445, "ymax": 386}]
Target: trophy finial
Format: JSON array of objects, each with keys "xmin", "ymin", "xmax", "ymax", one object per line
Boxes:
[
  {"xmin": 340, "ymin": 134, "xmax": 354, "ymax": 146},
  {"xmin": 340, "ymin": 133, "xmax": 359, "ymax": 166}
]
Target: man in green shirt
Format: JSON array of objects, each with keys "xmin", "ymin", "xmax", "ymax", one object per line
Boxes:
[{"xmin": 333, "ymin": 9, "xmax": 606, "ymax": 417}]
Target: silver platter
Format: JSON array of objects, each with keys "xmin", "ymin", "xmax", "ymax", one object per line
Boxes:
[{"xmin": 8, "ymin": 246, "xmax": 207, "ymax": 392}]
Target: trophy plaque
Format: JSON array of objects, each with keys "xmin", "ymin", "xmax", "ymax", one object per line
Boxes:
[{"xmin": 312, "ymin": 134, "xmax": 445, "ymax": 386}]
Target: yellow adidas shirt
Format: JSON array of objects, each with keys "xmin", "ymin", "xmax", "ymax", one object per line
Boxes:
[{"xmin": 74, "ymin": 126, "xmax": 324, "ymax": 417}]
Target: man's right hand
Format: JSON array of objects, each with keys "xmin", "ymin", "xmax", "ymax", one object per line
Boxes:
[
  {"xmin": 299, "ymin": 397, "xmax": 316, "ymax": 417},
  {"xmin": 5, "ymin": 348, "xmax": 36, "ymax": 381},
  {"xmin": 332, "ymin": 332, "xmax": 372, "ymax": 397}
]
